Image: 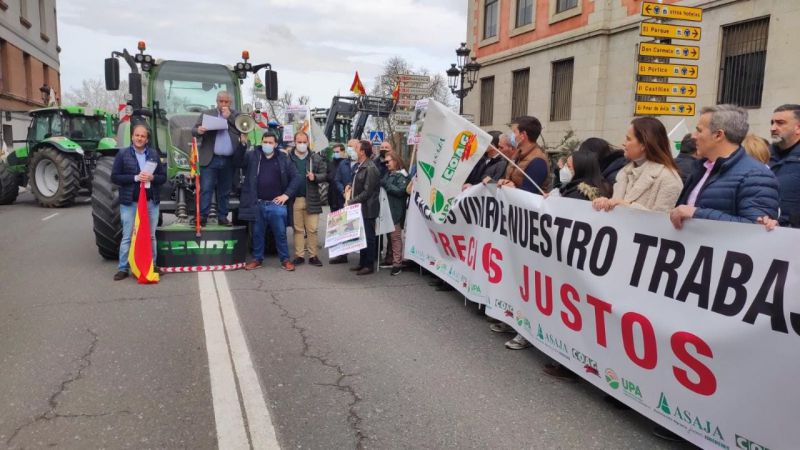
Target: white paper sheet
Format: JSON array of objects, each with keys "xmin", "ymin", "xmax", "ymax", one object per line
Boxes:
[{"xmin": 201, "ymin": 114, "xmax": 229, "ymax": 131}]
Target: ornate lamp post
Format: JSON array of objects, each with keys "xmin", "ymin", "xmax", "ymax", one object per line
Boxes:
[{"xmin": 446, "ymin": 42, "xmax": 481, "ymax": 115}]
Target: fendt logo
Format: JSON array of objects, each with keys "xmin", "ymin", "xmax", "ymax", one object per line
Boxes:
[
  {"xmin": 442, "ymin": 131, "xmax": 478, "ymax": 181},
  {"xmin": 159, "ymin": 239, "xmax": 238, "ymax": 256}
]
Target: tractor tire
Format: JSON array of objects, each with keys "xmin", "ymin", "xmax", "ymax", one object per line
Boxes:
[
  {"xmin": 28, "ymin": 147, "xmax": 81, "ymax": 207},
  {"xmin": 0, "ymin": 162, "xmax": 19, "ymax": 205},
  {"xmin": 91, "ymin": 157, "xmax": 122, "ymax": 260}
]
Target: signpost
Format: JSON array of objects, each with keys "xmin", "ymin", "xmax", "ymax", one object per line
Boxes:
[
  {"xmin": 638, "ymin": 42, "xmax": 699, "ymax": 60},
  {"xmin": 641, "ymin": 2, "xmax": 702, "ymax": 22},
  {"xmin": 639, "ymin": 22, "xmax": 701, "ymax": 41},
  {"xmin": 634, "ymin": 2, "xmax": 703, "ymax": 117},
  {"xmin": 635, "ymin": 101, "xmax": 695, "ymax": 116},
  {"xmin": 636, "ymin": 81, "xmax": 697, "ymax": 98}
]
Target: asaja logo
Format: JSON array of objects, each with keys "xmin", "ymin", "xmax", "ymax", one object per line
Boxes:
[
  {"xmin": 605, "ymin": 369, "xmax": 620, "ymax": 389},
  {"xmin": 534, "ymin": 324, "xmax": 569, "ymax": 358},
  {"xmin": 656, "ymin": 393, "xmax": 726, "ymax": 448},
  {"xmin": 418, "ymin": 161, "xmax": 435, "ymax": 182},
  {"xmin": 442, "ymin": 131, "xmax": 478, "ymax": 181}
]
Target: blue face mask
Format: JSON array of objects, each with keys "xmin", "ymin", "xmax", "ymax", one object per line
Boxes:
[
  {"xmin": 509, "ymin": 133, "xmax": 517, "ymax": 147},
  {"xmin": 261, "ymin": 144, "xmax": 275, "ymax": 155}
]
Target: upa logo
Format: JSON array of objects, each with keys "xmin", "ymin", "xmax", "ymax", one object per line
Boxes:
[
  {"xmin": 442, "ymin": 131, "xmax": 478, "ymax": 181},
  {"xmin": 656, "ymin": 393, "xmax": 725, "ymax": 448},
  {"xmin": 605, "ymin": 369, "xmax": 620, "ymax": 389},
  {"xmin": 429, "ymin": 187, "xmax": 446, "ymax": 213}
]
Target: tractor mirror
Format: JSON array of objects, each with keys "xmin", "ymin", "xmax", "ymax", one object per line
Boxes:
[
  {"xmin": 264, "ymin": 69, "xmax": 278, "ymax": 101},
  {"xmin": 105, "ymin": 58, "xmax": 120, "ymax": 91},
  {"xmin": 129, "ymin": 73, "xmax": 143, "ymax": 110}
]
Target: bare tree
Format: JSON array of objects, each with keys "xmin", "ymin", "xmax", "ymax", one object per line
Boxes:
[{"xmin": 62, "ymin": 78, "xmax": 129, "ymax": 112}]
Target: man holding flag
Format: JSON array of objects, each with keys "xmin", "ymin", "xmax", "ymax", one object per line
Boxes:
[{"xmin": 111, "ymin": 124, "xmax": 166, "ymax": 282}]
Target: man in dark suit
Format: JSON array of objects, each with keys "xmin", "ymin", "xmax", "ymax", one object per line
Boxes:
[{"xmin": 192, "ymin": 90, "xmax": 248, "ymax": 226}]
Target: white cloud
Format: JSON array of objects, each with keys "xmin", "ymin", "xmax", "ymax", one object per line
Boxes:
[{"xmin": 58, "ymin": 0, "xmax": 467, "ymax": 108}]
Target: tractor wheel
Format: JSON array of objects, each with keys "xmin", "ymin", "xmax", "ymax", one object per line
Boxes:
[
  {"xmin": 0, "ymin": 162, "xmax": 19, "ymax": 205},
  {"xmin": 91, "ymin": 157, "xmax": 121, "ymax": 260},
  {"xmin": 28, "ymin": 147, "xmax": 81, "ymax": 207}
]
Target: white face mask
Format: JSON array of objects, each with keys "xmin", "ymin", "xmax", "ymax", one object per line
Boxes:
[
  {"xmin": 261, "ymin": 144, "xmax": 274, "ymax": 155},
  {"xmin": 295, "ymin": 143, "xmax": 308, "ymax": 154},
  {"xmin": 559, "ymin": 166, "xmax": 573, "ymax": 184},
  {"xmin": 345, "ymin": 146, "xmax": 356, "ymax": 159}
]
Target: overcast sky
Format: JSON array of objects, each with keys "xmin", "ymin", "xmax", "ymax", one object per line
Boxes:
[{"xmin": 58, "ymin": 0, "xmax": 467, "ymax": 109}]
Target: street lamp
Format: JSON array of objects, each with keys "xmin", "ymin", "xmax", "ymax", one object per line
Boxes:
[{"xmin": 447, "ymin": 42, "xmax": 481, "ymax": 115}]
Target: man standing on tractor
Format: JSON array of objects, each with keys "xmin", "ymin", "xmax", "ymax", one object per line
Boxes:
[
  {"xmin": 192, "ymin": 91, "xmax": 248, "ymax": 226},
  {"xmin": 111, "ymin": 124, "xmax": 166, "ymax": 281}
]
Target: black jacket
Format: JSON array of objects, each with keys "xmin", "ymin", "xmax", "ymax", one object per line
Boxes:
[
  {"xmin": 191, "ymin": 108, "xmax": 247, "ymax": 167},
  {"xmin": 600, "ymin": 151, "xmax": 627, "ymax": 186},
  {"xmin": 237, "ymin": 149, "xmax": 301, "ymax": 222},
  {"xmin": 675, "ymin": 153, "xmax": 698, "ymax": 184},
  {"xmin": 350, "ymin": 158, "xmax": 381, "ymax": 219},
  {"xmin": 111, "ymin": 145, "xmax": 166, "ymax": 206},
  {"xmin": 466, "ymin": 155, "xmax": 508, "ymax": 185}
]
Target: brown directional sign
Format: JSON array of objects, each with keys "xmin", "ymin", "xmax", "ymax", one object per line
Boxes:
[
  {"xmin": 640, "ymin": 22, "xmax": 701, "ymax": 41},
  {"xmin": 635, "ymin": 101, "xmax": 695, "ymax": 116},
  {"xmin": 639, "ymin": 42, "xmax": 700, "ymax": 60},
  {"xmin": 636, "ymin": 82, "xmax": 697, "ymax": 98},
  {"xmin": 638, "ymin": 62, "xmax": 698, "ymax": 79},
  {"xmin": 642, "ymin": 2, "xmax": 702, "ymax": 22}
]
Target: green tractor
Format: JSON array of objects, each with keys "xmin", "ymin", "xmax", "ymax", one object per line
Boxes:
[
  {"xmin": 91, "ymin": 43, "xmax": 278, "ymax": 259},
  {"xmin": 0, "ymin": 106, "xmax": 117, "ymax": 206}
]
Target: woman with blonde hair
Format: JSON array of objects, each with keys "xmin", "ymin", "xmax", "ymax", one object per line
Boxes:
[
  {"xmin": 742, "ymin": 133, "xmax": 770, "ymax": 164},
  {"xmin": 593, "ymin": 117, "xmax": 683, "ymax": 213}
]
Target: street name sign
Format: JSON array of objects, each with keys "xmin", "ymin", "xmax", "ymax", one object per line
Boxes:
[
  {"xmin": 635, "ymin": 101, "xmax": 695, "ymax": 116},
  {"xmin": 641, "ymin": 2, "xmax": 702, "ymax": 22},
  {"xmin": 638, "ymin": 62, "xmax": 698, "ymax": 79},
  {"xmin": 636, "ymin": 82, "xmax": 697, "ymax": 98},
  {"xmin": 639, "ymin": 42, "xmax": 699, "ymax": 60},
  {"xmin": 640, "ymin": 22, "xmax": 701, "ymax": 41}
]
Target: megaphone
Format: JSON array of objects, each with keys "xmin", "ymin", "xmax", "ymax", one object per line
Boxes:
[{"xmin": 234, "ymin": 113, "xmax": 256, "ymax": 134}]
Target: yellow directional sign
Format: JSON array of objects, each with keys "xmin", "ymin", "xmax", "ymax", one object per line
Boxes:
[
  {"xmin": 642, "ymin": 2, "xmax": 702, "ymax": 22},
  {"xmin": 636, "ymin": 82, "xmax": 697, "ymax": 98},
  {"xmin": 635, "ymin": 101, "xmax": 695, "ymax": 116},
  {"xmin": 638, "ymin": 62, "xmax": 698, "ymax": 79},
  {"xmin": 639, "ymin": 42, "xmax": 700, "ymax": 60},
  {"xmin": 640, "ymin": 22, "xmax": 701, "ymax": 41}
]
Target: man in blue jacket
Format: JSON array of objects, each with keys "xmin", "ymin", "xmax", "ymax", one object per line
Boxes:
[
  {"xmin": 111, "ymin": 124, "xmax": 166, "ymax": 280},
  {"xmin": 768, "ymin": 104, "xmax": 800, "ymax": 228},
  {"xmin": 239, "ymin": 131, "xmax": 301, "ymax": 271},
  {"xmin": 670, "ymin": 104, "xmax": 779, "ymax": 229}
]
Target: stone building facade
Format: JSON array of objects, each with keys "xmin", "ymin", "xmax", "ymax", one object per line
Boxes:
[{"xmin": 464, "ymin": 0, "xmax": 796, "ymax": 150}]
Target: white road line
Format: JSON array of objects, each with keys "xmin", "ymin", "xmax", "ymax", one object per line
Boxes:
[
  {"xmin": 41, "ymin": 213, "xmax": 58, "ymax": 221},
  {"xmin": 198, "ymin": 271, "xmax": 281, "ymax": 450},
  {"xmin": 214, "ymin": 271, "xmax": 280, "ymax": 450},
  {"xmin": 198, "ymin": 272, "xmax": 250, "ymax": 449}
]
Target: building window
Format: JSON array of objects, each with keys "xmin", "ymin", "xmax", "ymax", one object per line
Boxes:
[
  {"xmin": 556, "ymin": 0, "xmax": 578, "ymax": 14},
  {"xmin": 717, "ymin": 17, "xmax": 769, "ymax": 108},
  {"xmin": 23, "ymin": 52, "xmax": 31, "ymax": 100},
  {"xmin": 516, "ymin": 0, "xmax": 534, "ymax": 28},
  {"xmin": 550, "ymin": 58, "xmax": 574, "ymax": 122},
  {"xmin": 511, "ymin": 69, "xmax": 530, "ymax": 118},
  {"xmin": 484, "ymin": 0, "xmax": 498, "ymax": 39},
  {"xmin": 38, "ymin": 0, "xmax": 48, "ymax": 40},
  {"xmin": 480, "ymin": 76, "xmax": 495, "ymax": 126},
  {"xmin": 19, "ymin": 0, "xmax": 31, "ymax": 27}
]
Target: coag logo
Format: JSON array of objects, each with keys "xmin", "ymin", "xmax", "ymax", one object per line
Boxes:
[
  {"xmin": 442, "ymin": 131, "xmax": 478, "ymax": 181},
  {"xmin": 736, "ymin": 434, "xmax": 769, "ymax": 450},
  {"xmin": 605, "ymin": 369, "xmax": 620, "ymax": 389}
]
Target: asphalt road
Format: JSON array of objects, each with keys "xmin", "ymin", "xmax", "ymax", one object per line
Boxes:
[{"xmin": 0, "ymin": 192, "xmax": 694, "ymax": 449}]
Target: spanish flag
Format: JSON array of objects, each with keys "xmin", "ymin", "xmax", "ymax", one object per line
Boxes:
[
  {"xmin": 189, "ymin": 137, "xmax": 199, "ymax": 177},
  {"xmin": 350, "ymin": 71, "xmax": 366, "ymax": 96},
  {"xmin": 128, "ymin": 182, "xmax": 159, "ymax": 284},
  {"xmin": 391, "ymin": 82, "xmax": 401, "ymax": 102}
]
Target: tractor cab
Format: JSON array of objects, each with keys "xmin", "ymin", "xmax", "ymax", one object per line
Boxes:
[{"xmin": 26, "ymin": 107, "xmax": 111, "ymax": 152}]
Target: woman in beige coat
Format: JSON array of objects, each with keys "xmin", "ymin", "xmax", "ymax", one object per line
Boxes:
[{"xmin": 592, "ymin": 117, "xmax": 683, "ymax": 213}]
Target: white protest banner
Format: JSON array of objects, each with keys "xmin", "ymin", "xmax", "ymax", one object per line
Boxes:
[
  {"xmin": 324, "ymin": 204, "xmax": 363, "ymax": 248},
  {"xmin": 413, "ymin": 99, "xmax": 491, "ymax": 223},
  {"xmin": 405, "ymin": 184, "xmax": 799, "ymax": 450},
  {"xmin": 376, "ymin": 187, "xmax": 395, "ymax": 235}
]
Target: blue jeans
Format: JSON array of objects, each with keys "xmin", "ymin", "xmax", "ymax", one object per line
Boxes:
[
  {"xmin": 119, "ymin": 200, "xmax": 159, "ymax": 271},
  {"xmin": 200, "ymin": 155, "xmax": 234, "ymax": 219},
  {"xmin": 252, "ymin": 201, "xmax": 289, "ymax": 263}
]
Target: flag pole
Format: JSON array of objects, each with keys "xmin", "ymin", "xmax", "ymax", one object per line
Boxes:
[{"xmin": 490, "ymin": 144, "xmax": 546, "ymax": 196}]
